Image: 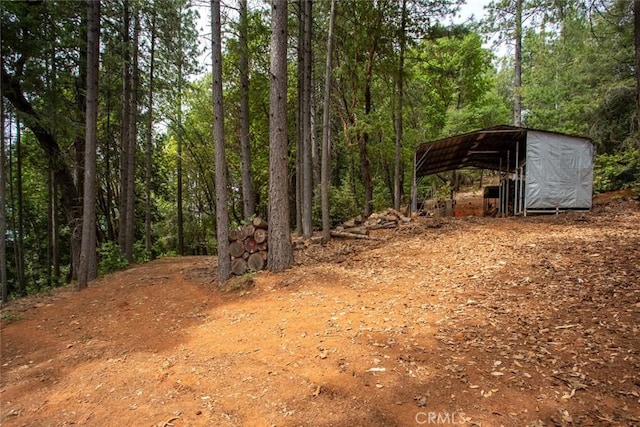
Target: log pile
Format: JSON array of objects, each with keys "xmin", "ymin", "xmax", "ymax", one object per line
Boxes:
[
  {"xmin": 229, "ymin": 217, "xmax": 268, "ymax": 275},
  {"xmin": 332, "ymin": 208, "xmax": 413, "ymax": 239}
]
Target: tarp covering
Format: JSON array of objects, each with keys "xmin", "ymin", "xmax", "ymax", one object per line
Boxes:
[{"xmin": 525, "ymin": 130, "xmax": 594, "ymax": 210}]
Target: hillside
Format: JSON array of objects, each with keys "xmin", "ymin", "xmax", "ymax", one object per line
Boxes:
[{"xmin": 1, "ymin": 194, "xmax": 639, "ymax": 426}]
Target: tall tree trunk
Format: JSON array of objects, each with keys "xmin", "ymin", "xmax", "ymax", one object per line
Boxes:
[
  {"xmin": 119, "ymin": 0, "xmax": 131, "ymax": 255},
  {"xmin": 47, "ymin": 155, "xmax": 53, "ymax": 287},
  {"xmin": 0, "ymin": 97, "xmax": 7, "ymax": 303},
  {"xmin": 394, "ymin": 0, "xmax": 406, "ymax": 211},
  {"xmin": 452, "ymin": 170, "xmax": 459, "ymax": 192},
  {"xmin": 49, "ymin": 156, "xmax": 60, "ymax": 284},
  {"xmin": 15, "ymin": 117, "xmax": 26, "ymax": 296},
  {"xmin": 176, "ymin": 72, "xmax": 185, "ymax": 255},
  {"xmin": 361, "ymin": 78, "xmax": 374, "ymax": 218},
  {"xmin": 124, "ymin": 10, "xmax": 140, "ymax": 263},
  {"xmin": 212, "ymin": 0, "xmax": 231, "ymax": 282},
  {"xmin": 513, "ymin": 0, "xmax": 522, "ymax": 127},
  {"xmin": 8, "ymin": 117, "xmax": 15, "ymax": 290},
  {"xmin": 321, "ymin": 0, "xmax": 336, "ymax": 244},
  {"xmin": 74, "ymin": 13, "xmax": 88, "ymax": 195},
  {"xmin": 311, "ymin": 90, "xmax": 319, "ymax": 186},
  {"xmin": 635, "ymin": 0, "xmax": 640, "ymax": 149},
  {"xmin": 268, "ymin": 0, "xmax": 293, "ymax": 272},
  {"xmin": 45, "ymin": 25, "xmax": 56, "ymax": 287},
  {"xmin": 176, "ymin": 8, "xmax": 185, "ymax": 256},
  {"xmin": 295, "ymin": 0, "xmax": 304, "ymax": 236},
  {"xmin": 71, "ymin": 10, "xmax": 88, "ymax": 282},
  {"xmin": 78, "ymin": 0, "xmax": 100, "ymax": 289},
  {"xmin": 145, "ymin": 12, "xmax": 156, "ymax": 255},
  {"xmin": 104, "ymin": 74, "xmax": 116, "ymax": 242},
  {"xmin": 359, "ymin": 23, "xmax": 381, "ymax": 219},
  {"xmin": 238, "ymin": 0, "xmax": 255, "ymax": 220},
  {"xmin": 301, "ymin": 0, "xmax": 313, "ymax": 238}
]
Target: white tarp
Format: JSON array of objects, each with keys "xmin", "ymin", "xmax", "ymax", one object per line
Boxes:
[{"xmin": 525, "ymin": 130, "xmax": 593, "ymax": 210}]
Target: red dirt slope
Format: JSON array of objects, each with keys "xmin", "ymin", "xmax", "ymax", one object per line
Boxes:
[{"xmin": 1, "ymin": 195, "xmax": 639, "ymax": 426}]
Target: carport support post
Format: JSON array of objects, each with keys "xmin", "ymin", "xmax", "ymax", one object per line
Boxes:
[
  {"xmin": 513, "ymin": 167, "xmax": 517, "ymax": 216},
  {"xmin": 519, "ymin": 165, "xmax": 525, "ymax": 214},
  {"xmin": 514, "ymin": 142, "xmax": 519, "ymax": 215},
  {"xmin": 506, "ymin": 149, "xmax": 510, "ymax": 217},
  {"xmin": 411, "ymin": 150, "xmax": 417, "ymax": 215},
  {"xmin": 498, "ymin": 157, "xmax": 503, "ymax": 215}
]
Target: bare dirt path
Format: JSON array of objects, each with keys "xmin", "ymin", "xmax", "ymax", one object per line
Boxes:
[{"xmin": 1, "ymin": 195, "xmax": 639, "ymax": 426}]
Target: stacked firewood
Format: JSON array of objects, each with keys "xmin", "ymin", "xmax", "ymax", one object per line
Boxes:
[
  {"xmin": 363, "ymin": 208, "xmax": 412, "ymax": 228},
  {"xmin": 229, "ymin": 217, "xmax": 268, "ymax": 275},
  {"xmin": 332, "ymin": 208, "xmax": 413, "ymax": 239}
]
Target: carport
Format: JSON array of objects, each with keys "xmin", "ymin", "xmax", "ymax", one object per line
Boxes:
[{"xmin": 412, "ymin": 125, "xmax": 594, "ymax": 216}]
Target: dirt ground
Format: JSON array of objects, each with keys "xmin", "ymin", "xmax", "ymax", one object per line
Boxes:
[{"xmin": 1, "ymin": 192, "xmax": 639, "ymax": 427}]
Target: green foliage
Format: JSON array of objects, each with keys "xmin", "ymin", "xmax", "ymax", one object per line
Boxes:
[
  {"xmin": 435, "ymin": 182, "xmax": 452, "ymax": 201},
  {"xmin": 410, "ymin": 31, "xmax": 495, "ymax": 140},
  {"xmin": 4, "ymin": 0, "xmax": 640, "ymax": 302},
  {"xmin": 588, "ymin": 84, "xmax": 636, "ymax": 154},
  {"xmin": 98, "ymin": 241, "xmax": 129, "ymax": 275},
  {"xmin": 133, "ymin": 241, "xmax": 151, "ymax": 264},
  {"xmin": 442, "ymin": 88, "xmax": 511, "ymax": 136},
  {"xmin": 520, "ymin": 13, "xmax": 598, "ymax": 137},
  {"xmin": 312, "ymin": 183, "xmax": 360, "ymax": 228},
  {"xmin": 514, "ymin": 0, "xmax": 636, "ymax": 154},
  {"xmin": 593, "ymin": 149, "xmax": 640, "ymax": 193},
  {"xmin": 1, "ymin": 311, "xmax": 24, "ymax": 324}
]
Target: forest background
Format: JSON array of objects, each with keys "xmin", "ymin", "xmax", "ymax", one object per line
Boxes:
[{"xmin": 1, "ymin": 0, "xmax": 639, "ymax": 301}]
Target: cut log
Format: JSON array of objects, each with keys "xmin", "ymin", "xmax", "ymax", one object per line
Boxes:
[
  {"xmin": 386, "ymin": 214, "xmax": 398, "ymax": 222},
  {"xmin": 244, "ymin": 237, "xmax": 258, "ymax": 253},
  {"xmin": 259, "ymin": 250, "xmax": 268, "ymax": 261},
  {"xmin": 343, "ymin": 219, "xmax": 356, "ymax": 228},
  {"xmin": 252, "ymin": 216, "xmax": 268, "ymax": 229},
  {"xmin": 368, "ymin": 221, "xmax": 397, "ymax": 230},
  {"xmin": 330, "ymin": 230, "xmax": 379, "ymax": 240},
  {"xmin": 235, "ymin": 227, "xmax": 248, "ymax": 241},
  {"xmin": 229, "ymin": 240, "xmax": 245, "ymax": 258},
  {"xmin": 242, "ymin": 224, "xmax": 255, "ymax": 238},
  {"xmin": 229, "ymin": 228, "xmax": 241, "ymax": 241},
  {"xmin": 254, "ymin": 228, "xmax": 267, "ymax": 244},
  {"xmin": 242, "ymin": 251, "xmax": 250, "ymax": 260},
  {"xmin": 257, "ymin": 242, "xmax": 268, "ymax": 251},
  {"xmin": 342, "ymin": 226, "xmax": 369, "ymax": 235},
  {"xmin": 247, "ymin": 252, "xmax": 265, "ymax": 271},
  {"xmin": 364, "ymin": 218, "xmax": 381, "ymax": 227},
  {"xmin": 231, "ymin": 258, "xmax": 248, "ymax": 275}
]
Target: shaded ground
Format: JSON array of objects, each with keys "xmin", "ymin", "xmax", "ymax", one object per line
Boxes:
[{"xmin": 1, "ymin": 193, "xmax": 639, "ymax": 426}]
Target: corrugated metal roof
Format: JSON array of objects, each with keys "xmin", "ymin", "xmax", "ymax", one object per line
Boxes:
[{"xmin": 415, "ymin": 125, "xmax": 527, "ymax": 177}]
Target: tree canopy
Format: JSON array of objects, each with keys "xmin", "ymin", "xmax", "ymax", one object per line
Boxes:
[{"xmin": 1, "ymin": 0, "xmax": 638, "ymax": 299}]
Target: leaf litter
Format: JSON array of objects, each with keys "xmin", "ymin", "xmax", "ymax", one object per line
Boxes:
[{"xmin": 0, "ymin": 193, "xmax": 639, "ymax": 426}]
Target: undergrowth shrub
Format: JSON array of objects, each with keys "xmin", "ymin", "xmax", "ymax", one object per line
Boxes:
[
  {"xmin": 98, "ymin": 241, "xmax": 129, "ymax": 275},
  {"xmin": 313, "ymin": 183, "xmax": 360, "ymax": 228},
  {"xmin": 593, "ymin": 149, "xmax": 639, "ymax": 193}
]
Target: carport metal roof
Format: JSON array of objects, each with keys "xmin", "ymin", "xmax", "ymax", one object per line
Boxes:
[{"xmin": 415, "ymin": 125, "xmax": 528, "ymax": 177}]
